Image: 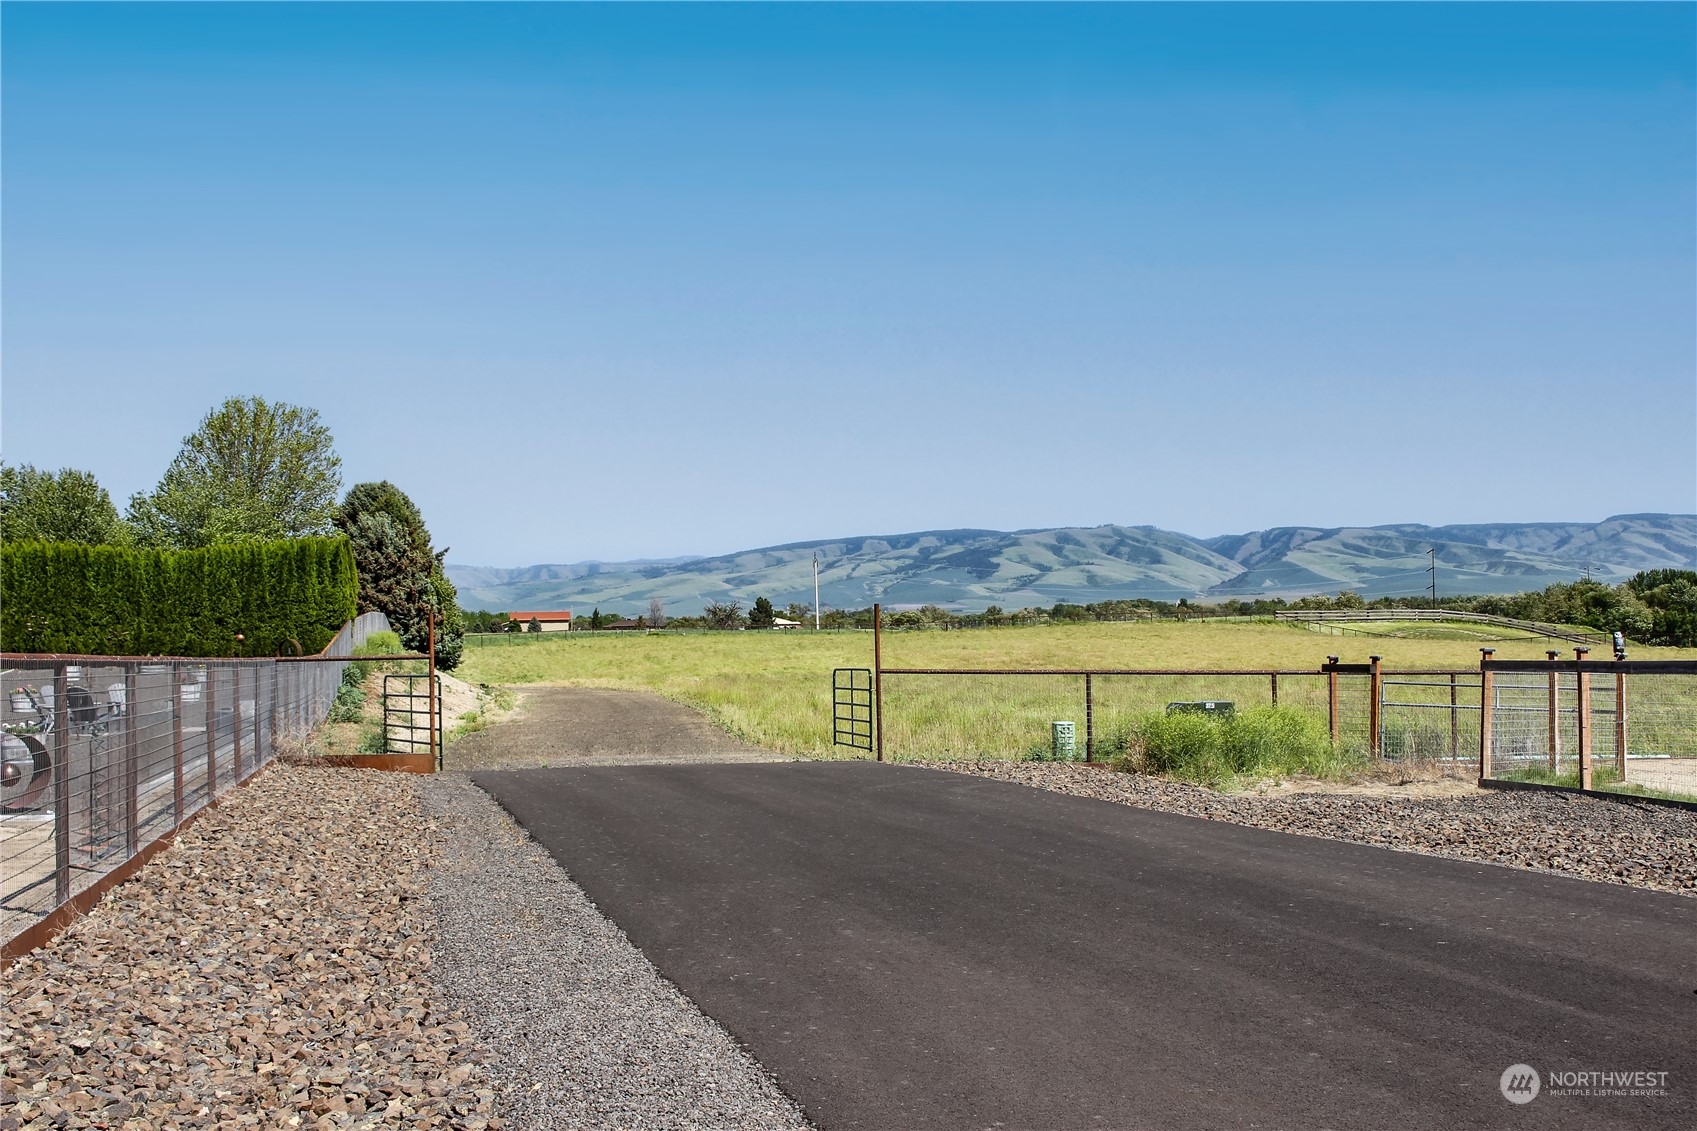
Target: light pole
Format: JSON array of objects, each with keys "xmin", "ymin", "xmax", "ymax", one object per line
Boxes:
[
  {"xmin": 813, "ymin": 554, "xmax": 821, "ymax": 631},
  {"xmin": 1428, "ymin": 548, "xmax": 1437, "ymax": 609}
]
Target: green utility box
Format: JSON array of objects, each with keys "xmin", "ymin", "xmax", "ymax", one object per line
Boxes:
[
  {"xmin": 1051, "ymin": 720, "xmax": 1077, "ymax": 760},
  {"xmin": 1166, "ymin": 701, "xmax": 1235, "ymax": 718}
]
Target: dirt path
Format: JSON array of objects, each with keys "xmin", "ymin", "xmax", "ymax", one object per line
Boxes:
[{"xmin": 443, "ymin": 686, "xmax": 789, "ymax": 771}]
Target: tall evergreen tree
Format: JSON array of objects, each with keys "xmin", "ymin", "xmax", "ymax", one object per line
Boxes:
[{"xmin": 336, "ymin": 481, "xmax": 463, "ymax": 668}]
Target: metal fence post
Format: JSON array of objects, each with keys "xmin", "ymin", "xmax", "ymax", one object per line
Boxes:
[
  {"xmin": 873, "ymin": 603, "xmax": 883, "ymax": 763},
  {"xmin": 206, "ymin": 666, "xmax": 218, "ymax": 798},
  {"xmin": 1575, "ymin": 647, "xmax": 1592, "ymax": 789},
  {"xmin": 53, "ymin": 663, "xmax": 71, "ymax": 905},
  {"xmin": 1084, "ymin": 673, "xmax": 1094, "ymax": 763},
  {"xmin": 1546, "ymin": 650, "xmax": 1561, "ymax": 772},
  {"xmin": 1478, "ymin": 649, "xmax": 1495, "ymax": 782},
  {"xmin": 1615, "ymin": 669, "xmax": 1628, "ymax": 779},
  {"xmin": 1448, "ymin": 673, "xmax": 1459, "ymax": 760},
  {"xmin": 124, "ymin": 663, "xmax": 139, "ymax": 858},
  {"xmin": 1368, "ymin": 656, "xmax": 1383, "ymax": 758},
  {"xmin": 231, "ymin": 665, "xmax": 244, "ymax": 782},
  {"xmin": 1326, "ymin": 657, "xmax": 1340, "ymax": 745},
  {"xmin": 172, "ymin": 667, "xmax": 185, "ymax": 819},
  {"xmin": 250, "ymin": 664, "xmax": 262, "ymax": 768},
  {"xmin": 1270, "ymin": 672, "xmax": 1278, "ymax": 708}
]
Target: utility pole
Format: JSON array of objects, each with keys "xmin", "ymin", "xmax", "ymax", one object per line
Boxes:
[
  {"xmin": 1428, "ymin": 548, "xmax": 1438, "ymax": 609},
  {"xmin": 813, "ymin": 554, "xmax": 821, "ymax": 631}
]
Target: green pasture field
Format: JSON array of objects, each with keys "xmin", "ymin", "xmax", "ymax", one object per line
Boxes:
[{"xmin": 457, "ymin": 620, "xmax": 1697, "ymax": 763}]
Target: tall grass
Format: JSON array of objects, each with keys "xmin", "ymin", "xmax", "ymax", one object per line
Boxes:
[
  {"xmin": 453, "ymin": 621, "xmax": 1696, "ymax": 762},
  {"xmin": 1102, "ymin": 706, "xmax": 1361, "ymax": 788}
]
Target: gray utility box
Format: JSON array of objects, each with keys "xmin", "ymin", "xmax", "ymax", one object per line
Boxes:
[
  {"xmin": 1166, "ymin": 701, "xmax": 1235, "ymax": 718},
  {"xmin": 1051, "ymin": 721, "xmax": 1077, "ymax": 760}
]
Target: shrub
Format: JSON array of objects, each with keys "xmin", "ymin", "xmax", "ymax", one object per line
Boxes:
[
  {"xmin": 1111, "ymin": 706, "xmax": 1352, "ymax": 787},
  {"xmin": 0, "ymin": 537, "xmax": 356, "ymax": 656}
]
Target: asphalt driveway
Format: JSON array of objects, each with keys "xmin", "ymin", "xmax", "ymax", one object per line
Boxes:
[{"xmin": 474, "ymin": 761, "xmax": 1695, "ymax": 1131}]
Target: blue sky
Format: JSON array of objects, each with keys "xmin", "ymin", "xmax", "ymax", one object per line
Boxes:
[{"xmin": 3, "ymin": 3, "xmax": 1693, "ymax": 568}]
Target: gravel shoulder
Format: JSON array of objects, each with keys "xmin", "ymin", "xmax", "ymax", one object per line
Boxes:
[
  {"xmin": 416, "ymin": 772, "xmax": 811, "ymax": 1131},
  {"xmin": 930, "ymin": 761, "xmax": 1697, "ymax": 895}
]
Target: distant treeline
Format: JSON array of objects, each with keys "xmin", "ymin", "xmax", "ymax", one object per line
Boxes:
[{"xmin": 461, "ymin": 570, "xmax": 1697, "ymax": 647}]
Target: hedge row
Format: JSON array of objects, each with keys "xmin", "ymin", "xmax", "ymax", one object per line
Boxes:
[{"xmin": 1, "ymin": 538, "xmax": 357, "ymax": 657}]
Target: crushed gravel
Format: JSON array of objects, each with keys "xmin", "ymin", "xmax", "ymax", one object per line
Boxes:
[
  {"xmin": 930, "ymin": 761, "xmax": 1697, "ymax": 895},
  {"xmin": 415, "ymin": 772, "xmax": 812, "ymax": 1131},
  {"xmin": 1, "ymin": 765, "xmax": 497, "ymax": 1129}
]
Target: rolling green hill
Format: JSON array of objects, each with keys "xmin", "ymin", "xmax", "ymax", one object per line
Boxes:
[{"xmin": 448, "ymin": 514, "xmax": 1696, "ymax": 615}]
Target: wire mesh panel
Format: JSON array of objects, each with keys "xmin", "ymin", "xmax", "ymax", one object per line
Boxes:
[
  {"xmin": 879, "ymin": 673, "xmax": 1086, "ymax": 761},
  {"xmin": 832, "ymin": 669, "xmax": 873, "ymax": 752},
  {"xmin": 382, "ymin": 674, "xmax": 442, "ymax": 762},
  {"xmin": 877, "ymin": 669, "xmax": 1363, "ymax": 763},
  {"xmin": 2, "ymin": 611, "xmax": 393, "ymax": 951},
  {"xmin": 1481, "ymin": 662, "xmax": 1697, "ymax": 798},
  {"xmin": 1378, "ymin": 672, "xmax": 1480, "ymax": 767}
]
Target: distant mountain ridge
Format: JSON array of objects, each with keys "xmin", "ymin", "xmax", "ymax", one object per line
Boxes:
[{"xmin": 448, "ymin": 514, "xmax": 1697, "ymax": 615}]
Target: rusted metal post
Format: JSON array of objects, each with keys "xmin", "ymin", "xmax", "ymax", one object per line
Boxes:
[
  {"xmin": 1326, "ymin": 656, "xmax": 1340, "ymax": 745},
  {"xmin": 251, "ymin": 664, "xmax": 262, "ymax": 768},
  {"xmin": 1478, "ymin": 649, "xmax": 1495, "ymax": 782},
  {"xmin": 1575, "ymin": 647, "xmax": 1592, "ymax": 789},
  {"xmin": 53, "ymin": 664, "xmax": 71, "ymax": 905},
  {"xmin": 231, "ymin": 665, "xmax": 244, "ymax": 783},
  {"xmin": 1448, "ymin": 673, "xmax": 1459, "ymax": 760},
  {"xmin": 873, "ymin": 603, "xmax": 883, "ymax": 762},
  {"xmin": 172, "ymin": 668, "xmax": 185, "ymax": 819},
  {"xmin": 1084, "ymin": 673, "xmax": 1094, "ymax": 763},
  {"xmin": 428, "ymin": 612, "xmax": 439, "ymax": 771},
  {"xmin": 124, "ymin": 664, "xmax": 139, "ymax": 858},
  {"xmin": 1615, "ymin": 669, "xmax": 1628, "ymax": 780},
  {"xmin": 1269, "ymin": 672, "xmax": 1278, "ymax": 708},
  {"xmin": 1368, "ymin": 656, "xmax": 1383, "ymax": 758},
  {"xmin": 1546, "ymin": 650, "xmax": 1561, "ymax": 772},
  {"xmin": 205, "ymin": 666, "xmax": 218, "ymax": 798}
]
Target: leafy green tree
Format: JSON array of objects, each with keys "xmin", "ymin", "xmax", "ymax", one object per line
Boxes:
[
  {"xmin": 528, "ymin": 616, "xmax": 542, "ymax": 633},
  {"xmin": 335, "ymin": 480, "xmax": 463, "ymax": 669},
  {"xmin": 0, "ymin": 464, "xmax": 130, "ymax": 545},
  {"xmin": 749, "ymin": 596, "xmax": 776, "ymax": 628},
  {"xmin": 128, "ymin": 397, "xmax": 342, "ymax": 548}
]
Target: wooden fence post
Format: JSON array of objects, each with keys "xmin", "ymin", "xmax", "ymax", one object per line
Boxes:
[
  {"xmin": 1478, "ymin": 649, "xmax": 1495, "ymax": 782},
  {"xmin": 1615, "ymin": 670, "xmax": 1628, "ymax": 780},
  {"xmin": 1368, "ymin": 656, "xmax": 1383, "ymax": 759},
  {"xmin": 1546, "ymin": 650, "xmax": 1561, "ymax": 772},
  {"xmin": 1575, "ymin": 647, "xmax": 1592, "ymax": 790}
]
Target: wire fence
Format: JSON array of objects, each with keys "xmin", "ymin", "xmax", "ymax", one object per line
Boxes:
[
  {"xmin": 1481, "ymin": 660, "xmax": 1697, "ymax": 795},
  {"xmin": 1, "ymin": 612, "xmax": 390, "ymax": 955},
  {"xmin": 859, "ymin": 649, "xmax": 1695, "ymax": 798},
  {"xmin": 873, "ymin": 668, "xmax": 1376, "ymax": 762}
]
